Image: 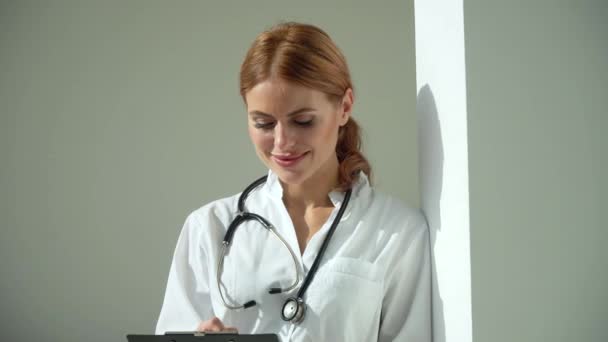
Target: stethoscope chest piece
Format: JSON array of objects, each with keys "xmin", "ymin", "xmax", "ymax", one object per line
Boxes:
[
  {"xmin": 219, "ymin": 175, "xmax": 352, "ymax": 324},
  {"xmin": 281, "ymin": 297, "xmax": 306, "ymax": 323}
]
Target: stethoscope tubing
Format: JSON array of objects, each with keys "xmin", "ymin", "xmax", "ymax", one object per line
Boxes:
[{"xmin": 216, "ymin": 175, "xmax": 352, "ymax": 322}]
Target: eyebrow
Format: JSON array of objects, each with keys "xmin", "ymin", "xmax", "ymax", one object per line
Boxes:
[{"xmin": 248, "ymin": 107, "xmax": 316, "ymax": 118}]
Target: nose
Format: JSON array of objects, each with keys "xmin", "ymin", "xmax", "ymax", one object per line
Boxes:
[{"xmin": 274, "ymin": 122, "xmax": 296, "ymax": 150}]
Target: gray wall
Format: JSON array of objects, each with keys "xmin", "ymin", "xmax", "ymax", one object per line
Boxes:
[
  {"xmin": 0, "ymin": 1, "xmax": 418, "ymax": 342},
  {"xmin": 465, "ymin": 1, "xmax": 608, "ymax": 341}
]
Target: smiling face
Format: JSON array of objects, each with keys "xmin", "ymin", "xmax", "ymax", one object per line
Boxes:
[{"xmin": 245, "ymin": 78, "xmax": 352, "ymax": 187}]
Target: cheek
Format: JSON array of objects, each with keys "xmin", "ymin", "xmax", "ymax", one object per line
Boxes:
[
  {"xmin": 315, "ymin": 123, "xmax": 339, "ymax": 149},
  {"xmin": 248, "ymin": 128, "xmax": 273, "ymax": 151}
]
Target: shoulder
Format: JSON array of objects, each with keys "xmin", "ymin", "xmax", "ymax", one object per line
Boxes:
[
  {"xmin": 177, "ymin": 174, "xmax": 274, "ymax": 247},
  {"xmin": 351, "ymin": 172, "xmax": 427, "ymax": 238},
  {"xmin": 188, "ymin": 193, "xmax": 240, "ymax": 226},
  {"xmin": 367, "ymin": 190, "xmax": 428, "ymax": 236},
  {"xmin": 177, "ymin": 192, "xmax": 242, "ymax": 249}
]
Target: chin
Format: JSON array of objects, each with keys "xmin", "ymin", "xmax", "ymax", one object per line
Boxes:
[{"xmin": 271, "ymin": 166, "xmax": 310, "ymax": 186}]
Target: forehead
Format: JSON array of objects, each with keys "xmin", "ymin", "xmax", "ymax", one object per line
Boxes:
[{"xmin": 245, "ymin": 79, "xmax": 330, "ymax": 115}]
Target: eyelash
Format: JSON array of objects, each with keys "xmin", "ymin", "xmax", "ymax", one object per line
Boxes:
[{"xmin": 254, "ymin": 120, "xmax": 313, "ymax": 130}]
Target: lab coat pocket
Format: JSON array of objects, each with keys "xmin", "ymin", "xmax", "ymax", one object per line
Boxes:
[{"xmin": 303, "ymin": 257, "xmax": 384, "ymax": 341}]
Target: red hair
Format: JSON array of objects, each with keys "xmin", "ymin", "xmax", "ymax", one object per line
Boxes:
[{"xmin": 239, "ymin": 22, "xmax": 372, "ymax": 190}]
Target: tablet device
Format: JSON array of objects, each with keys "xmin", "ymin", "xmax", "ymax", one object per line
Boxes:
[{"xmin": 127, "ymin": 332, "xmax": 279, "ymax": 342}]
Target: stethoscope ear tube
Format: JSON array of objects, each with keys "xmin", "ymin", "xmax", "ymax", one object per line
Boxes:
[
  {"xmin": 217, "ymin": 175, "xmax": 352, "ymax": 324},
  {"xmin": 225, "ymin": 212, "xmax": 273, "ymax": 245},
  {"xmin": 237, "ymin": 175, "xmax": 268, "ymax": 212},
  {"xmin": 243, "ymin": 300, "xmax": 257, "ymax": 309},
  {"xmin": 223, "ymin": 214, "xmax": 245, "ymax": 244},
  {"xmin": 294, "ymin": 188, "xmax": 352, "ymax": 300}
]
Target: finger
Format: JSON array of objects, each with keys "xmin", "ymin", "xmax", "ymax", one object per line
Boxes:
[
  {"xmin": 223, "ymin": 326, "xmax": 239, "ymax": 333},
  {"xmin": 197, "ymin": 317, "xmax": 225, "ymax": 332},
  {"xmin": 210, "ymin": 317, "xmax": 226, "ymax": 330},
  {"xmin": 198, "ymin": 324, "xmax": 221, "ymax": 332}
]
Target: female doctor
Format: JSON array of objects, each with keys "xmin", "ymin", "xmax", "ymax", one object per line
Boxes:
[{"xmin": 155, "ymin": 22, "xmax": 431, "ymax": 341}]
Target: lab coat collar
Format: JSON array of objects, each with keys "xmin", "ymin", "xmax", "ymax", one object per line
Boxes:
[{"xmin": 262, "ymin": 169, "xmax": 371, "ymax": 209}]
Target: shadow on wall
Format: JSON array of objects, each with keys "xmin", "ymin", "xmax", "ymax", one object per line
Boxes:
[{"xmin": 417, "ymin": 84, "xmax": 446, "ymax": 342}]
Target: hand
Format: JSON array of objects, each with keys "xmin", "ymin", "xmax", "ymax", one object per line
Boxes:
[{"xmin": 197, "ymin": 317, "xmax": 238, "ymax": 333}]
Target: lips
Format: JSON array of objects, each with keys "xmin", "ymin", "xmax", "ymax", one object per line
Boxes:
[{"xmin": 272, "ymin": 152, "xmax": 308, "ymax": 167}]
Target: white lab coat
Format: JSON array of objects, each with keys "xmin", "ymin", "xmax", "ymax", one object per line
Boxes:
[{"xmin": 155, "ymin": 170, "xmax": 431, "ymax": 341}]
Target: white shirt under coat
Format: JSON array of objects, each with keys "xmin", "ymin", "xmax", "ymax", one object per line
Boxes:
[{"xmin": 155, "ymin": 170, "xmax": 432, "ymax": 341}]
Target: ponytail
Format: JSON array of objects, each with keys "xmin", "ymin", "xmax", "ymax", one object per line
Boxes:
[{"xmin": 336, "ymin": 117, "xmax": 372, "ymax": 191}]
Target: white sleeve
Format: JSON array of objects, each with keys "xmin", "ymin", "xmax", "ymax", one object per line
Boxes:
[
  {"xmin": 155, "ymin": 213, "xmax": 214, "ymax": 334},
  {"xmin": 378, "ymin": 214, "xmax": 432, "ymax": 342}
]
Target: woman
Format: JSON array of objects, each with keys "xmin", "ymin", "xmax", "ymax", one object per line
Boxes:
[{"xmin": 155, "ymin": 22, "xmax": 431, "ymax": 341}]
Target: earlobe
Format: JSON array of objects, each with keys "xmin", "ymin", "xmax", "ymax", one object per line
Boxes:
[{"xmin": 341, "ymin": 111, "xmax": 350, "ymax": 126}]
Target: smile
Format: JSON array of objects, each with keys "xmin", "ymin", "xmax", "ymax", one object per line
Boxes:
[{"xmin": 271, "ymin": 152, "xmax": 309, "ymax": 167}]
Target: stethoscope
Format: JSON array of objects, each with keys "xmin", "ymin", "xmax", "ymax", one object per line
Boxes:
[{"xmin": 216, "ymin": 175, "xmax": 352, "ymax": 324}]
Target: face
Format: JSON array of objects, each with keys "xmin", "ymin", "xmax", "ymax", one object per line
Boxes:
[{"xmin": 245, "ymin": 79, "xmax": 352, "ymax": 186}]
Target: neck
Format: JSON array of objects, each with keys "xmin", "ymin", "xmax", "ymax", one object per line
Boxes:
[{"xmin": 281, "ymin": 157, "xmax": 340, "ymax": 209}]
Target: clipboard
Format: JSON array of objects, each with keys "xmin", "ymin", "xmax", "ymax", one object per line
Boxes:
[{"xmin": 126, "ymin": 332, "xmax": 279, "ymax": 342}]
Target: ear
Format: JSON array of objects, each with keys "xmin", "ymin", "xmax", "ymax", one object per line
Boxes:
[{"xmin": 338, "ymin": 88, "xmax": 354, "ymax": 126}]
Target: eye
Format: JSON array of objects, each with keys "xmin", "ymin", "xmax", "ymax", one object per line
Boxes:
[
  {"xmin": 294, "ymin": 119, "xmax": 313, "ymax": 127},
  {"xmin": 253, "ymin": 121, "xmax": 275, "ymax": 130}
]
